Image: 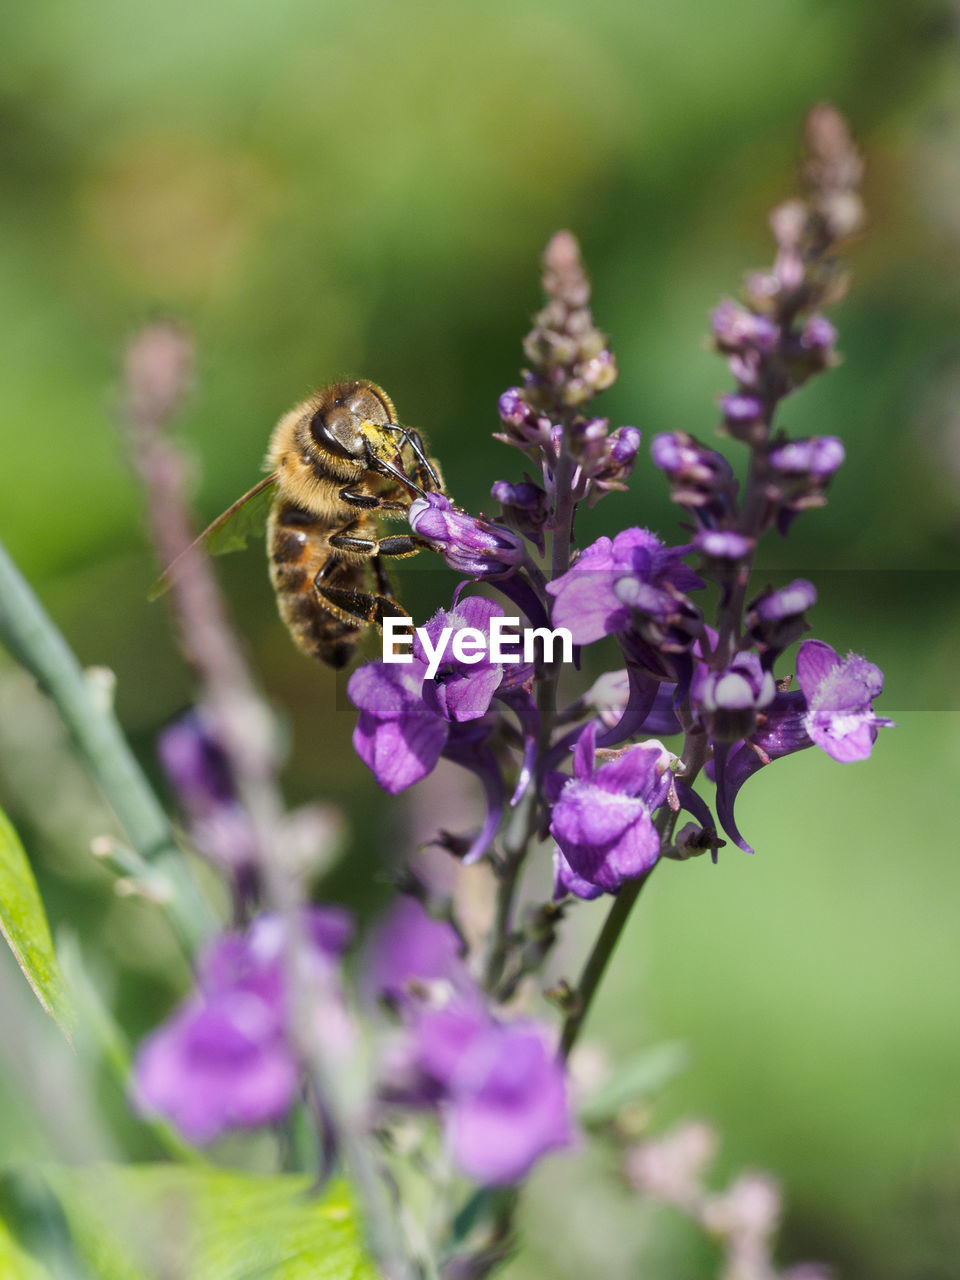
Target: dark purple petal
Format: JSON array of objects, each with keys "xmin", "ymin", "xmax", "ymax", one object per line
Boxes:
[
  {"xmin": 638, "ymin": 684, "xmax": 683, "ymax": 736},
  {"xmin": 497, "ymin": 686, "xmax": 540, "ymax": 807},
  {"xmin": 157, "ymin": 709, "xmax": 235, "ymax": 810},
  {"xmin": 572, "ymin": 720, "xmax": 597, "ymax": 781},
  {"xmin": 712, "ymin": 691, "xmax": 812, "ymax": 853},
  {"xmin": 488, "ymin": 570, "xmax": 552, "ymax": 633},
  {"xmin": 440, "ymin": 738, "xmax": 504, "ymax": 865},
  {"xmin": 426, "ymin": 663, "xmax": 503, "ymax": 723},
  {"xmin": 713, "ymin": 740, "xmax": 755, "ymax": 854},
  {"xmin": 595, "ymin": 668, "xmax": 659, "ymax": 748},
  {"xmin": 674, "ymin": 781, "xmax": 716, "ymax": 832},
  {"xmin": 552, "ymin": 847, "xmax": 604, "ymax": 901}
]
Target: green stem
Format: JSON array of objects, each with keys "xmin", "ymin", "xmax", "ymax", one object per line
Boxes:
[
  {"xmin": 482, "ymin": 786, "xmax": 535, "ymax": 992},
  {"xmin": 0, "ymin": 538, "xmax": 215, "ymax": 952},
  {"xmin": 558, "ymin": 867, "xmax": 654, "ymax": 1060}
]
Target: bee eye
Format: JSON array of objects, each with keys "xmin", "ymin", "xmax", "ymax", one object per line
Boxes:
[{"xmin": 309, "ymin": 408, "xmax": 363, "ymax": 460}]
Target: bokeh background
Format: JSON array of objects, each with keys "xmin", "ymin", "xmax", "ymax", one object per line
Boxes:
[{"xmin": 2, "ymin": 0, "xmax": 960, "ymax": 1275}]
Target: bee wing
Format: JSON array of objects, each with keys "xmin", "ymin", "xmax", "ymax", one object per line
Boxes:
[{"xmin": 148, "ymin": 473, "xmax": 279, "ymax": 601}]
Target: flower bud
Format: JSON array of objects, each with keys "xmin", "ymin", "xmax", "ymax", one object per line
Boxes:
[
  {"xmin": 409, "ymin": 493, "xmax": 526, "ymax": 577},
  {"xmin": 720, "ymin": 393, "xmax": 767, "ymax": 443},
  {"xmin": 765, "ymin": 436, "xmax": 844, "ymax": 527},
  {"xmin": 495, "ymin": 387, "xmax": 553, "ymax": 451},
  {"xmin": 693, "ymin": 652, "xmax": 776, "ymax": 742},
  {"xmin": 693, "ymin": 529, "xmax": 754, "ymax": 561},
  {"xmin": 651, "ymin": 431, "xmax": 736, "ymax": 524},
  {"xmin": 711, "ymin": 300, "xmax": 779, "ymax": 355},
  {"xmin": 746, "ymin": 579, "xmax": 817, "ymax": 663}
]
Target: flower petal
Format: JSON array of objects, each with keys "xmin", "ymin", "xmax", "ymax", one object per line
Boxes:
[
  {"xmin": 352, "ymin": 711, "xmax": 448, "ymax": 794},
  {"xmin": 795, "ymin": 639, "xmax": 840, "ymax": 696}
]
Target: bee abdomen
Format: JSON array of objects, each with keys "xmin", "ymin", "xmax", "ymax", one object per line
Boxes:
[{"xmin": 268, "ymin": 500, "xmax": 363, "ymax": 666}]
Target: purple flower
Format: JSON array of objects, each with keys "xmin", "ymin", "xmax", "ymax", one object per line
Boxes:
[
  {"xmin": 362, "ymin": 896, "xmax": 467, "ymax": 1005},
  {"xmin": 552, "ymin": 847, "xmax": 604, "ymax": 901},
  {"xmin": 589, "ymin": 424, "xmax": 642, "ymax": 495},
  {"xmin": 409, "ymin": 493, "xmax": 525, "ymax": 577},
  {"xmin": 158, "ymin": 708, "xmax": 234, "ymax": 809},
  {"xmin": 796, "ymin": 640, "xmax": 894, "ymax": 763},
  {"xmin": 693, "ymin": 651, "xmax": 776, "ymax": 742},
  {"xmin": 157, "ymin": 709, "xmax": 257, "ymax": 881},
  {"xmin": 746, "ymin": 579, "xmax": 816, "ymax": 663},
  {"xmin": 349, "ymin": 598, "xmax": 513, "ymax": 791},
  {"xmin": 134, "ymin": 999, "xmax": 298, "ymax": 1144},
  {"xmin": 799, "ymin": 314, "xmax": 837, "ymax": 352},
  {"xmin": 548, "ymin": 723, "xmax": 674, "ymax": 894},
  {"xmin": 413, "ymin": 596, "xmax": 506, "ymax": 723},
  {"xmin": 133, "ymin": 908, "xmax": 351, "ymax": 1144},
  {"xmin": 694, "ymin": 529, "xmax": 755, "ymax": 561},
  {"xmin": 713, "ymin": 641, "xmax": 892, "ymax": 851},
  {"xmin": 491, "ymin": 478, "xmax": 548, "ymax": 551},
  {"xmin": 650, "ymin": 431, "xmax": 737, "ymax": 525},
  {"xmin": 720, "ymin": 394, "xmax": 765, "ymax": 438},
  {"xmin": 768, "ymin": 436, "xmax": 845, "ymax": 478},
  {"xmin": 411, "ymin": 1004, "xmax": 574, "ymax": 1184},
  {"xmin": 495, "ymin": 387, "xmax": 553, "ymax": 451},
  {"xmin": 711, "ymin": 300, "xmax": 779, "ymax": 355},
  {"xmin": 547, "ymin": 529, "xmax": 702, "ymax": 648},
  {"xmin": 349, "ymin": 660, "xmax": 448, "ymax": 794},
  {"xmin": 766, "ymin": 437, "xmax": 845, "ymax": 532}
]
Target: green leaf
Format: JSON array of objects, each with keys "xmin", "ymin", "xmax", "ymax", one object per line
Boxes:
[
  {"xmin": 578, "ymin": 1041, "xmax": 689, "ymax": 1127},
  {"xmin": 0, "ymin": 805, "xmax": 73, "ymax": 1037},
  {"xmin": 0, "ymin": 1214, "xmax": 51, "ymax": 1280},
  {"xmin": 45, "ymin": 1164, "xmax": 378, "ymax": 1280}
]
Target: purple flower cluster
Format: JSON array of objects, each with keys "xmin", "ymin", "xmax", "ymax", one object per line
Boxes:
[
  {"xmin": 131, "ymin": 110, "xmax": 888, "ymax": 1270},
  {"xmin": 158, "ymin": 708, "xmax": 258, "ymax": 889},
  {"xmin": 348, "ymin": 109, "xmax": 889, "ymax": 900},
  {"xmin": 348, "ymin": 594, "xmax": 538, "ymax": 861},
  {"xmin": 408, "ymin": 1003, "xmax": 573, "ymax": 1185},
  {"xmin": 134, "ymin": 908, "xmax": 351, "ymax": 1143},
  {"xmin": 367, "ymin": 898, "xmax": 574, "ymax": 1185}
]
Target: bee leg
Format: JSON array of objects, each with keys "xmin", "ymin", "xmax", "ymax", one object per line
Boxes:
[
  {"xmin": 328, "ymin": 532, "xmax": 429, "ymax": 559},
  {"xmin": 371, "ymin": 554, "xmax": 393, "ymax": 597},
  {"xmin": 337, "ymin": 487, "xmax": 408, "ymax": 513},
  {"xmin": 315, "ymin": 583, "xmax": 406, "ymax": 627},
  {"xmin": 404, "ymin": 430, "xmax": 442, "ymax": 492},
  {"xmin": 381, "ymin": 425, "xmax": 442, "ymax": 493}
]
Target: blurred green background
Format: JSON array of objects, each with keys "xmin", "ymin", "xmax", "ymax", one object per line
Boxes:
[{"xmin": 2, "ymin": 0, "xmax": 959, "ymax": 1275}]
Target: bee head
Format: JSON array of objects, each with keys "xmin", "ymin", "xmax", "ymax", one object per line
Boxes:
[{"xmin": 308, "ymin": 381, "xmax": 396, "ymax": 462}]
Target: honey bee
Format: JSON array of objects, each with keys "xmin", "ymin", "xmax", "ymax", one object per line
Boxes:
[{"xmin": 153, "ymin": 380, "xmax": 443, "ymax": 667}]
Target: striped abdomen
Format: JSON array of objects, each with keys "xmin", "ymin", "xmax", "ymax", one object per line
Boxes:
[{"xmin": 267, "ymin": 498, "xmax": 365, "ymax": 669}]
